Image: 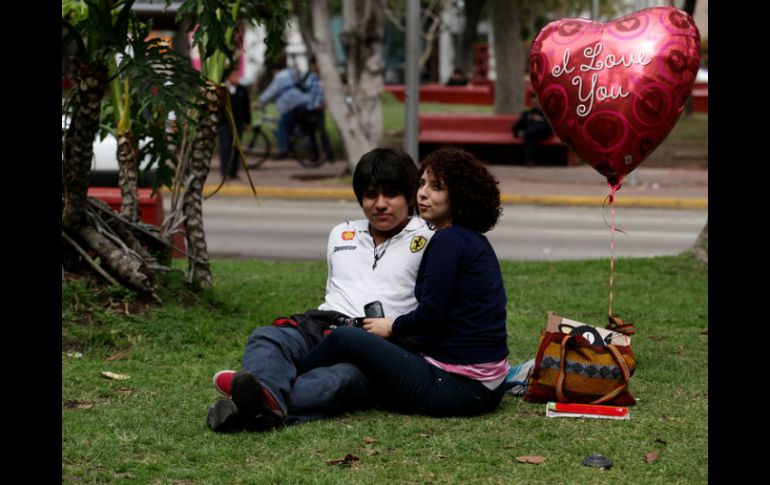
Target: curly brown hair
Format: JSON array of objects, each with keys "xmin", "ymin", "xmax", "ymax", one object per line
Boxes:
[{"xmin": 419, "ymin": 147, "xmax": 502, "ymax": 233}]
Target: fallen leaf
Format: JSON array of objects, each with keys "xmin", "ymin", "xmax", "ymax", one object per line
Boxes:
[
  {"xmin": 364, "ymin": 436, "xmax": 375, "ymax": 444},
  {"xmin": 516, "ymin": 455, "xmax": 546, "ymax": 465},
  {"xmin": 655, "ymin": 438, "xmax": 668, "ymax": 446},
  {"xmin": 62, "ymin": 400, "xmax": 94, "ymax": 410},
  {"xmin": 326, "ymin": 454, "xmax": 360, "ymax": 467},
  {"xmin": 101, "ymin": 371, "xmax": 131, "ymax": 381},
  {"xmin": 116, "ymin": 387, "xmax": 134, "ymax": 396},
  {"xmin": 364, "ymin": 449, "xmax": 379, "ymax": 456},
  {"xmin": 106, "ymin": 351, "xmax": 132, "ymax": 362},
  {"xmin": 644, "ymin": 451, "xmax": 660, "ymax": 464}
]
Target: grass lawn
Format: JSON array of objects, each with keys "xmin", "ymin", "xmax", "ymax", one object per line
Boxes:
[{"xmin": 62, "ymin": 254, "xmax": 707, "ymax": 484}]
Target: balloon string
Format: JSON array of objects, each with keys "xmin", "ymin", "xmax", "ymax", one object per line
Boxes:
[{"xmin": 608, "ymin": 181, "xmax": 620, "ymax": 320}]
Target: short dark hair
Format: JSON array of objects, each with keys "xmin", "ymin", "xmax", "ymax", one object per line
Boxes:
[
  {"xmin": 419, "ymin": 147, "xmax": 502, "ymax": 233},
  {"xmin": 267, "ymin": 56, "xmax": 287, "ymax": 71},
  {"xmin": 353, "ymin": 148, "xmax": 419, "ymax": 215}
]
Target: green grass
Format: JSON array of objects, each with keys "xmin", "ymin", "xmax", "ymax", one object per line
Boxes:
[{"xmin": 62, "ymin": 255, "xmax": 707, "ymax": 484}]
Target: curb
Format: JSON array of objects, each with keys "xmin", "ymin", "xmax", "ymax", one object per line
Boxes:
[{"xmin": 191, "ymin": 184, "xmax": 708, "ymax": 209}]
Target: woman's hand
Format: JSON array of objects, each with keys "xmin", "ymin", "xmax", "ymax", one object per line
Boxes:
[{"xmin": 363, "ymin": 318, "xmax": 393, "ymax": 338}]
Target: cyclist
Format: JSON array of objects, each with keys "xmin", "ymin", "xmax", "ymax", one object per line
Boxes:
[{"xmin": 257, "ymin": 57, "xmax": 310, "ymax": 159}]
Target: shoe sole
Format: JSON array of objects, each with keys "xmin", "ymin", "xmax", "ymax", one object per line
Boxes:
[
  {"xmin": 207, "ymin": 399, "xmax": 241, "ymax": 432},
  {"xmin": 231, "ymin": 371, "xmax": 284, "ymax": 429}
]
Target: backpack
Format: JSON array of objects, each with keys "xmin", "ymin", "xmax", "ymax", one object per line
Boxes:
[{"xmin": 292, "ymin": 69, "xmax": 312, "ymax": 93}]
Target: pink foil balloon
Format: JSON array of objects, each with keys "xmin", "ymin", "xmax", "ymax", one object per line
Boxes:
[{"xmin": 529, "ymin": 7, "xmax": 700, "ymax": 187}]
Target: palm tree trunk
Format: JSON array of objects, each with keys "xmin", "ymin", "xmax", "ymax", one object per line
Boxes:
[
  {"xmin": 183, "ymin": 81, "xmax": 220, "ymax": 290},
  {"xmin": 62, "ymin": 61, "xmax": 159, "ymax": 295},
  {"xmin": 76, "ymin": 220, "xmax": 158, "ymax": 292},
  {"xmin": 117, "ymin": 131, "xmax": 140, "ymax": 222},
  {"xmin": 63, "ymin": 61, "xmax": 108, "ymax": 231}
]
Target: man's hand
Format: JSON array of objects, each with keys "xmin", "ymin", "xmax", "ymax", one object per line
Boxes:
[{"xmin": 363, "ymin": 318, "xmax": 393, "ymax": 338}]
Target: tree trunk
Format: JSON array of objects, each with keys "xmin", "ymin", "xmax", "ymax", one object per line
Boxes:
[
  {"xmin": 457, "ymin": 0, "xmax": 485, "ymax": 77},
  {"xmin": 682, "ymin": 0, "xmax": 697, "ymax": 117},
  {"xmin": 292, "ymin": 0, "xmax": 315, "ymax": 59},
  {"xmin": 490, "ymin": 0, "xmax": 524, "ymax": 114},
  {"xmin": 418, "ymin": 0, "xmax": 448, "ymax": 72},
  {"xmin": 117, "ymin": 131, "xmax": 140, "ymax": 222},
  {"xmin": 310, "ymin": 0, "xmax": 385, "ymax": 172},
  {"xmin": 63, "ymin": 61, "xmax": 107, "ymax": 231},
  {"xmin": 182, "ymin": 81, "xmax": 220, "ymax": 290},
  {"xmin": 77, "ymin": 215, "xmax": 158, "ymax": 292},
  {"xmin": 690, "ymin": 218, "xmax": 707, "ymax": 264}
]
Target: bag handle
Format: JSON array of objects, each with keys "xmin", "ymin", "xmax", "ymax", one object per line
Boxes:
[
  {"xmin": 555, "ymin": 334, "xmax": 632, "ymax": 404},
  {"xmin": 607, "ymin": 315, "xmax": 635, "ymax": 335}
]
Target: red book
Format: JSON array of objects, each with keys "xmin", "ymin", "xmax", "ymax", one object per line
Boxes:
[{"xmin": 546, "ymin": 402, "xmax": 629, "ymax": 419}]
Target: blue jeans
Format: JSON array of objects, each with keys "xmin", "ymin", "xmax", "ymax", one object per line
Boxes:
[
  {"xmin": 277, "ymin": 106, "xmax": 306, "ymax": 153},
  {"xmin": 298, "ymin": 326, "xmax": 506, "ymax": 417},
  {"xmin": 241, "ymin": 326, "xmax": 375, "ymax": 424}
]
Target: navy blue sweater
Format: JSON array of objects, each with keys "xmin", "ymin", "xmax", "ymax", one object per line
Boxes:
[{"xmin": 392, "ymin": 225, "xmax": 508, "ymax": 365}]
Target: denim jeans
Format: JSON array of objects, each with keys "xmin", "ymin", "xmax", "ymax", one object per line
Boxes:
[
  {"xmin": 241, "ymin": 326, "xmax": 374, "ymax": 424},
  {"xmin": 277, "ymin": 106, "xmax": 305, "ymax": 153},
  {"xmin": 298, "ymin": 326, "xmax": 506, "ymax": 417}
]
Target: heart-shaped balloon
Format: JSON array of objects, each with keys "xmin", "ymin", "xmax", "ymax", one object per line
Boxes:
[{"xmin": 529, "ymin": 7, "xmax": 700, "ymax": 188}]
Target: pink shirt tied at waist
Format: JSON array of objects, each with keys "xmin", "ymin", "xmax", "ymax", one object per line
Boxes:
[{"xmin": 423, "ymin": 356, "xmax": 511, "ymax": 390}]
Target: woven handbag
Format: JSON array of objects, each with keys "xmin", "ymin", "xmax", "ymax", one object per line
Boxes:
[{"xmin": 524, "ymin": 324, "xmax": 637, "ymax": 406}]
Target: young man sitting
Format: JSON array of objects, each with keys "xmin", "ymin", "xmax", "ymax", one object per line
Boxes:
[{"xmin": 207, "ymin": 147, "xmax": 434, "ymax": 431}]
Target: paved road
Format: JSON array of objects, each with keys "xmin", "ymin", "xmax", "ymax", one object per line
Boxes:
[{"xmin": 189, "ymin": 198, "xmax": 708, "ymax": 261}]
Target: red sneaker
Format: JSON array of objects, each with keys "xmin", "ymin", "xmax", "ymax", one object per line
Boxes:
[
  {"xmin": 231, "ymin": 370, "xmax": 285, "ymax": 428},
  {"xmin": 212, "ymin": 370, "xmax": 236, "ymax": 397}
]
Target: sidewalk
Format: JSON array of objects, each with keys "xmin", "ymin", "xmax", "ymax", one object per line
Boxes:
[{"xmin": 200, "ymin": 157, "xmax": 708, "ymax": 209}]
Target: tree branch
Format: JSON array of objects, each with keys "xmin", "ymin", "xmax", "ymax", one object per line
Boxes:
[{"xmin": 62, "ymin": 230, "xmax": 120, "ymax": 287}]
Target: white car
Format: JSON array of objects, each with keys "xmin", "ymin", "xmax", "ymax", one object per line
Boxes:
[{"xmin": 62, "ymin": 115, "xmax": 155, "ymax": 186}]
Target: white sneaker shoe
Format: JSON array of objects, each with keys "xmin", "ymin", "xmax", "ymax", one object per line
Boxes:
[{"xmin": 504, "ymin": 358, "xmax": 535, "ymax": 396}]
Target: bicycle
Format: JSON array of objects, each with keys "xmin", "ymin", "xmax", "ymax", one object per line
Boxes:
[{"xmin": 243, "ymin": 111, "xmax": 326, "ymax": 169}]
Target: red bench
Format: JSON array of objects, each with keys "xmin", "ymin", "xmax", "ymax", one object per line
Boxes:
[
  {"xmin": 384, "ymin": 83, "xmax": 495, "ymax": 105},
  {"xmin": 418, "ymin": 113, "xmax": 577, "ymax": 166},
  {"xmin": 87, "ymin": 187, "xmax": 165, "ymax": 225},
  {"xmin": 692, "ymin": 86, "xmax": 708, "ymax": 113}
]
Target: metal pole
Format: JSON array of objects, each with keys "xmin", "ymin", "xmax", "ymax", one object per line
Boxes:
[
  {"xmin": 404, "ymin": 0, "xmax": 420, "ymax": 162},
  {"xmin": 592, "ymin": 0, "xmax": 599, "ymax": 19}
]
